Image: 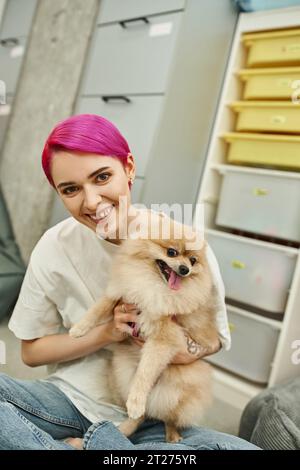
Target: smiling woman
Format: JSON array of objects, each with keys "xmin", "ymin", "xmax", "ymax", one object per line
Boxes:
[
  {"xmin": 42, "ymin": 114, "xmax": 136, "ymax": 244},
  {"xmin": 0, "ymin": 114, "xmax": 259, "ymax": 451}
]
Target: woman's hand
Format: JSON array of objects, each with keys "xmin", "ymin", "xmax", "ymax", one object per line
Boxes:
[
  {"xmin": 171, "ymin": 332, "xmax": 222, "ymax": 365},
  {"xmin": 108, "ymin": 298, "xmax": 142, "ymax": 343}
]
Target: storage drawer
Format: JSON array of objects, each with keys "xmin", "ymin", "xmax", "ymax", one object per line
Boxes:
[
  {"xmin": 0, "ymin": 0, "xmax": 36, "ymax": 40},
  {"xmin": 216, "ymin": 170, "xmax": 300, "ymax": 242},
  {"xmin": 223, "ymin": 132, "xmax": 300, "ymax": 171},
  {"xmin": 76, "ymin": 95, "xmax": 163, "ymax": 177},
  {"xmin": 238, "ymin": 67, "xmax": 300, "ymax": 100},
  {"xmin": 206, "ymin": 230, "xmax": 297, "ymax": 314},
  {"xmin": 242, "ymin": 28, "xmax": 300, "ymax": 67},
  {"xmin": 207, "ymin": 306, "xmax": 280, "ymax": 384},
  {"xmin": 0, "ymin": 37, "xmax": 27, "ymax": 94},
  {"xmin": 81, "ymin": 12, "xmax": 182, "ymax": 95},
  {"xmin": 0, "ymin": 95, "xmax": 13, "ymax": 150},
  {"xmin": 97, "ymin": 0, "xmax": 185, "ymax": 25},
  {"xmin": 231, "ymin": 101, "xmax": 300, "ymax": 134}
]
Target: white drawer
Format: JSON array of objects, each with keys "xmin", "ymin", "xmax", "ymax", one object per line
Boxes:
[
  {"xmin": 97, "ymin": 0, "xmax": 185, "ymax": 25},
  {"xmin": 216, "ymin": 170, "xmax": 300, "ymax": 243},
  {"xmin": 81, "ymin": 12, "xmax": 182, "ymax": 95},
  {"xmin": 0, "ymin": 95, "xmax": 13, "ymax": 150},
  {"xmin": 0, "ymin": 0, "xmax": 36, "ymax": 40},
  {"xmin": 206, "ymin": 231, "xmax": 297, "ymax": 315},
  {"xmin": 207, "ymin": 306, "xmax": 280, "ymax": 384},
  {"xmin": 0, "ymin": 37, "xmax": 27, "ymax": 94},
  {"xmin": 76, "ymin": 95, "xmax": 163, "ymax": 177}
]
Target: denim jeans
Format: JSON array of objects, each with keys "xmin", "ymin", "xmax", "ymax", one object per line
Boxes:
[{"xmin": 0, "ymin": 373, "xmax": 259, "ymax": 450}]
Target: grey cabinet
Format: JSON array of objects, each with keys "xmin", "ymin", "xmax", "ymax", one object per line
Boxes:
[
  {"xmin": 0, "ymin": 0, "xmax": 36, "ymax": 40},
  {"xmin": 76, "ymin": 95, "xmax": 164, "ymax": 178},
  {"xmin": 81, "ymin": 12, "xmax": 182, "ymax": 95},
  {"xmin": 0, "ymin": 36, "xmax": 27, "ymax": 94},
  {"xmin": 97, "ymin": 0, "xmax": 185, "ymax": 25}
]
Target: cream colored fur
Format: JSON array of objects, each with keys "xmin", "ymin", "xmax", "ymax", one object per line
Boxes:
[{"xmin": 70, "ymin": 216, "xmax": 219, "ymax": 442}]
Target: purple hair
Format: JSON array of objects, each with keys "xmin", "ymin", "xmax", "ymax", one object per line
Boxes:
[{"xmin": 41, "ymin": 114, "xmax": 132, "ymax": 188}]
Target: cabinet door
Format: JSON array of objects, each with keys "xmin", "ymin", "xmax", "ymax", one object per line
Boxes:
[
  {"xmin": 0, "ymin": 0, "xmax": 36, "ymax": 40},
  {"xmin": 81, "ymin": 12, "xmax": 182, "ymax": 95},
  {"xmin": 0, "ymin": 36, "xmax": 26, "ymax": 93},
  {"xmin": 76, "ymin": 95, "xmax": 163, "ymax": 178},
  {"xmin": 97, "ymin": 0, "xmax": 185, "ymax": 25}
]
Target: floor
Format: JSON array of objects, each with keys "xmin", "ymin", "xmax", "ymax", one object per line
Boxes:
[{"xmin": 0, "ymin": 316, "xmax": 242, "ymax": 436}]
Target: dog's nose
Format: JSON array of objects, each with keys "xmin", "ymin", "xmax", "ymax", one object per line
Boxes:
[{"xmin": 179, "ymin": 265, "xmax": 189, "ymax": 276}]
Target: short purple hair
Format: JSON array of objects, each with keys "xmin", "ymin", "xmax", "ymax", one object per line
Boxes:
[{"xmin": 41, "ymin": 114, "xmax": 132, "ymax": 188}]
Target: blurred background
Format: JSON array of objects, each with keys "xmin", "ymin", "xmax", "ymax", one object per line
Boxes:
[{"xmin": 1, "ymin": 0, "xmax": 300, "ymax": 440}]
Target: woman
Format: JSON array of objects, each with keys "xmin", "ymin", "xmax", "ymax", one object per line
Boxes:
[{"xmin": 0, "ymin": 114, "xmax": 259, "ymax": 450}]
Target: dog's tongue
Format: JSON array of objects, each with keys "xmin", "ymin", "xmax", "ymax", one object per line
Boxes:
[{"xmin": 168, "ymin": 270, "xmax": 181, "ymax": 290}]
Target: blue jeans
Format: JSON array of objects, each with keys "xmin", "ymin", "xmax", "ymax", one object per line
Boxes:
[{"xmin": 0, "ymin": 373, "xmax": 259, "ymax": 450}]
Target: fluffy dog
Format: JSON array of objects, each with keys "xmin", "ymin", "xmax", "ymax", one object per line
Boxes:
[{"xmin": 70, "ymin": 212, "xmax": 219, "ymax": 442}]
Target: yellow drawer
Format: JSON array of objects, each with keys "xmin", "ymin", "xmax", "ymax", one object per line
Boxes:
[
  {"xmin": 223, "ymin": 132, "xmax": 300, "ymax": 170},
  {"xmin": 242, "ymin": 29, "xmax": 300, "ymax": 67},
  {"xmin": 230, "ymin": 101, "xmax": 300, "ymax": 133},
  {"xmin": 238, "ymin": 67, "xmax": 300, "ymax": 100}
]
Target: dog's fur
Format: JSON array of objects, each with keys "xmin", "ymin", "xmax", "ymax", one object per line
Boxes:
[{"xmin": 70, "ymin": 213, "xmax": 220, "ymax": 442}]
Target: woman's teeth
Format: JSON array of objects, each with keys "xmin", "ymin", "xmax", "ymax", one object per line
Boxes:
[{"xmin": 88, "ymin": 205, "xmax": 114, "ymax": 222}]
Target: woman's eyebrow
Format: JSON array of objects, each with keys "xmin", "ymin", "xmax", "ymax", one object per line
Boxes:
[{"xmin": 57, "ymin": 167, "xmax": 111, "ymax": 189}]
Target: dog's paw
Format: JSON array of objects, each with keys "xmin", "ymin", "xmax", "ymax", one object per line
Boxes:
[
  {"xmin": 69, "ymin": 322, "xmax": 91, "ymax": 338},
  {"xmin": 126, "ymin": 393, "xmax": 146, "ymax": 420}
]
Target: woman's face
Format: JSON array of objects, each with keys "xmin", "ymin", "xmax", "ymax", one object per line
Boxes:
[{"xmin": 51, "ymin": 151, "xmax": 136, "ymax": 244}]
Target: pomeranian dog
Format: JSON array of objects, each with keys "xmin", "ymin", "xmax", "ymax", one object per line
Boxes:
[{"xmin": 70, "ymin": 210, "xmax": 219, "ymax": 443}]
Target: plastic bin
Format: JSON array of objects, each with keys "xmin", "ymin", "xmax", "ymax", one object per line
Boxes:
[
  {"xmin": 237, "ymin": 67, "xmax": 300, "ymax": 100},
  {"xmin": 206, "ymin": 230, "xmax": 297, "ymax": 315},
  {"xmin": 223, "ymin": 132, "xmax": 300, "ymax": 170},
  {"xmin": 207, "ymin": 305, "xmax": 280, "ymax": 384},
  {"xmin": 216, "ymin": 169, "xmax": 300, "ymax": 242},
  {"xmin": 242, "ymin": 28, "xmax": 300, "ymax": 67},
  {"xmin": 230, "ymin": 101, "xmax": 300, "ymax": 133}
]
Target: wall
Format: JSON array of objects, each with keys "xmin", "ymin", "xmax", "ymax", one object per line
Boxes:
[{"xmin": 0, "ymin": 0, "xmax": 99, "ymax": 263}]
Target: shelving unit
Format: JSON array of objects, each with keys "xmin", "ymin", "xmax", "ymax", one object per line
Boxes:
[{"xmin": 194, "ymin": 6, "xmax": 300, "ymax": 410}]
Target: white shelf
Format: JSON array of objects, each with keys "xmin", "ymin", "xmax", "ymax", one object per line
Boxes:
[
  {"xmin": 210, "ymin": 163, "xmax": 300, "ymax": 181},
  {"xmin": 195, "ymin": 7, "xmax": 300, "ymax": 410}
]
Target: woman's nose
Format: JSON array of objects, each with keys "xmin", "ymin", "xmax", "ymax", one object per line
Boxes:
[{"xmin": 83, "ymin": 187, "xmax": 102, "ymax": 212}]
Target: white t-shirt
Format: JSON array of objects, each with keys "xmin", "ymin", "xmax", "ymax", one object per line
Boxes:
[{"xmin": 8, "ymin": 213, "xmax": 230, "ymax": 425}]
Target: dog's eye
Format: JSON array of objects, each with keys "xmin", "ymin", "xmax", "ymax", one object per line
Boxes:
[
  {"xmin": 167, "ymin": 248, "xmax": 178, "ymax": 257},
  {"xmin": 190, "ymin": 257, "xmax": 197, "ymax": 266}
]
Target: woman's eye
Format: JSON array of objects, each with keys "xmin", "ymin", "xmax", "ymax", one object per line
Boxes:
[
  {"xmin": 167, "ymin": 248, "xmax": 178, "ymax": 257},
  {"xmin": 96, "ymin": 173, "xmax": 110, "ymax": 182},
  {"xmin": 62, "ymin": 186, "xmax": 78, "ymax": 195},
  {"xmin": 190, "ymin": 257, "xmax": 197, "ymax": 266}
]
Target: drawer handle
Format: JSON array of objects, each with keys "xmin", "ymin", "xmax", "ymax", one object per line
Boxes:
[
  {"xmin": 119, "ymin": 17, "xmax": 149, "ymax": 29},
  {"xmin": 102, "ymin": 96, "xmax": 131, "ymax": 104},
  {"xmin": 0, "ymin": 37, "xmax": 19, "ymax": 47},
  {"xmin": 231, "ymin": 260, "xmax": 246, "ymax": 269},
  {"xmin": 253, "ymin": 188, "xmax": 268, "ymax": 196}
]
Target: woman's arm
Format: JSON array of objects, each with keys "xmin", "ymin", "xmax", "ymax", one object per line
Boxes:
[
  {"xmin": 22, "ymin": 321, "xmax": 115, "ymax": 367},
  {"xmin": 22, "ymin": 300, "xmax": 140, "ymax": 367}
]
